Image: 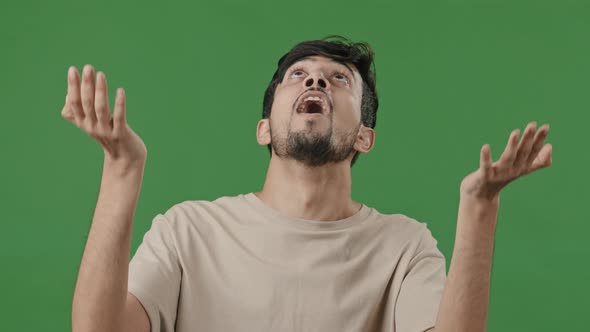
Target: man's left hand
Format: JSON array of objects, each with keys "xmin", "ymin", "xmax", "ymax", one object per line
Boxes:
[{"xmin": 459, "ymin": 121, "xmax": 553, "ymax": 202}]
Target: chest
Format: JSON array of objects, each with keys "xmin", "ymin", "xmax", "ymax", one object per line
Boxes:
[{"xmin": 174, "ymin": 223, "xmax": 405, "ymax": 331}]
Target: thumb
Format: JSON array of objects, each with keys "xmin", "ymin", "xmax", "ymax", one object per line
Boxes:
[
  {"xmin": 480, "ymin": 144, "xmax": 492, "ymax": 175},
  {"xmin": 112, "ymin": 88, "xmax": 126, "ymax": 132},
  {"xmin": 61, "ymin": 94, "xmax": 74, "ymax": 121}
]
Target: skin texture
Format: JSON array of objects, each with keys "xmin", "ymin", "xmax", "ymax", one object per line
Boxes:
[
  {"xmin": 66, "ymin": 58, "xmax": 552, "ymax": 332},
  {"xmin": 255, "ymin": 55, "xmax": 375, "ymax": 221},
  {"xmin": 430, "ymin": 122, "xmax": 553, "ymax": 332},
  {"xmin": 65, "ymin": 65, "xmax": 150, "ymax": 332},
  {"xmin": 257, "ymin": 56, "xmax": 553, "ymax": 331}
]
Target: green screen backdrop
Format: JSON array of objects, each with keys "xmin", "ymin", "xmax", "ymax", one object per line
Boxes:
[{"xmin": 1, "ymin": 0, "xmax": 588, "ymax": 331}]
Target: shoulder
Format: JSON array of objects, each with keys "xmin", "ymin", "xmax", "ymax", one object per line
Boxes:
[
  {"xmin": 367, "ymin": 209, "xmax": 441, "ymax": 254},
  {"xmin": 159, "ymin": 193, "xmax": 247, "ymax": 227},
  {"xmin": 370, "ymin": 209, "xmax": 433, "ymax": 237}
]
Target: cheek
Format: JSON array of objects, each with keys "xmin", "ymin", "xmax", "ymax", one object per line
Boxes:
[
  {"xmin": 269, "ymin": 100, "xmax": 291, "ymax": 129},
  {"xmin": 273, "ymin": 99, "xmax": 291, "ymax": 114},
  {"xmin": 271, "ymin": 90, "xmax": 296, "ymax": 117},
  {"xmin": 334, "ymin": 95, "xmax": 362, "ymax": 125}
]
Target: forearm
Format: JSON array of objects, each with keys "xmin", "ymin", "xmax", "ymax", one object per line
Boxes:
[
  {"xmin": 72, "ymin": 159, "xmax": 145, "ymax": 332},
  {"xmin": 433, "ymin": 195, "xmax": 499, "ymax": 332}
]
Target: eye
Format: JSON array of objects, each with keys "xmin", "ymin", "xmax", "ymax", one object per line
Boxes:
[
  {"xmin": 333, "ymin": 72, "xmax": 350, "ymax": 84},
  {"xmin": 290, "ymin": 68, "xmax": 306, "ymax": 79}
]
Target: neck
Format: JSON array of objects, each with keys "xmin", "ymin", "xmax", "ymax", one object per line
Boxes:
[{"xmin": 255, "ymin": 156, "xmax": 361, "ymax": 221}]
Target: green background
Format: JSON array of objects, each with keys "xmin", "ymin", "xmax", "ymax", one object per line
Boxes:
[{"xmin": 1, "ymin": 0, "xmax": 588, "ymax": 330}]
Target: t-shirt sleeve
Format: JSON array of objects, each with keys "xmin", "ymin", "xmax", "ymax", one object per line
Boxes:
[
  {"xmin": 395, "ymin": 224, "xmax": 447, "ymax": 332},
  {"xmin": 128, "ymin": 213, "xmax": 182, "ymax": 332}
]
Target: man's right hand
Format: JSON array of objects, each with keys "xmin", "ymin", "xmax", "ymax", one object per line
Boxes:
[{"xmin": 62, "ymin": 65, "xmax": 148, "ymax": 168}]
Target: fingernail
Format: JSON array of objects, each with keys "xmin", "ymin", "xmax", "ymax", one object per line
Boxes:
[{"xmin": 86, "ymin": 65, "xmax": 94, "ymax": 75}]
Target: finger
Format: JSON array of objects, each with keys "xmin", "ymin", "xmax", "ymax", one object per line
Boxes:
[
  {"xmin": 513, "ymin": 122, "xmax": 537, "ymax": 167},
  {"xmin": 526, "ymin": 124, "xmax": 550, "ymax": 165},
  {"xmin": 81, "ymin": 64, "xmax": 97, "ymax": 123},
  {"xmin": 94, "ymin": 72, "xmax": 112, "ymax": 130},
  {"xmin": 61, "ymin": 94, "xmax": 73, "ymax": 120},
  {"xmin": 496, "ymin": 128, "xmax": 520, "ymax": 167},
  {"xmin": 530, "ymin": 143, "xmax": 553, "ymax": 171},
  {"xmin": 67, "ymin": 66, "xmax": 84, "ymax": 121},
  {"xmin": 480, "ymin": 144, "xmax": 493, "ymax": 176},
  {"xmin": 112, "ymin": 88, "xmax": 126, "ymax": 133}
]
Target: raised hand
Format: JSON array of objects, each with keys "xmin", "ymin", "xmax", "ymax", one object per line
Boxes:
[
  {"xmin": 460, "ymin": 121, "xmax": 553, "ymax": 201},
  {"xmin": 61, "ymin": 65, "xmax": 147, "ymax": 167}
]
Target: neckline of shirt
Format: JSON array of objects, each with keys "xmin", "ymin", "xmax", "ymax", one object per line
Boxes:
[{"xmin": 242, "ymin": 192, "xmax": 373, "ymax": 231}]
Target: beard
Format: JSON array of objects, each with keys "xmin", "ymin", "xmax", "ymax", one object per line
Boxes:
[{"xmin": 270, "ymin": 119, "xmax": 361, "ymax": 167}]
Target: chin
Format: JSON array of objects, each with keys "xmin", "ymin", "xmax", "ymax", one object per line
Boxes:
[{"xmin": 293, "ymin": 125, "xmax": 330, "ymax": 134}]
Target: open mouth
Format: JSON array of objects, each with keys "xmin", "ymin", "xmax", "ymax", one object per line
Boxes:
[
  {"xmin": 299, "ymin": 101, "xmax": 323, "ymax": 114},
  {"xmin": 296, "ymin": 95, "xmax": 329, "ymax": 115}
]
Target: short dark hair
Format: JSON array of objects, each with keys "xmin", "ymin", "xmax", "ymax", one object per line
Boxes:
[{"xmin": 262, "ymin": 35, "xmax": 378, "ymax": 167}]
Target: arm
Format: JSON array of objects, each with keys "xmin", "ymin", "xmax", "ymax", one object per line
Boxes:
[
  {"xmin": 72, "ymin": 163, "xmax": 147, "ymax": 332},
  {"xmin": 430, "ymin": 195, "xmax": 499, "ymax": 332},
  {"xmin": 431, "ymin": 121, "xmax": 552, "ymax": 332},
  {"xmin": 63, "ymin": 65, "xmax": 150, "ymax": 332}
]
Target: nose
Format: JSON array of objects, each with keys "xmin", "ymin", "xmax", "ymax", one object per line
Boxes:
[{"xmin": 304, "ymin": 73, "xmax": 328, "ymax": 89}]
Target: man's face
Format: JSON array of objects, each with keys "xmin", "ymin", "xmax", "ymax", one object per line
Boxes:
[{"xmin": 268, "ymin": 55, "xmax": 364, "ymax": 167}]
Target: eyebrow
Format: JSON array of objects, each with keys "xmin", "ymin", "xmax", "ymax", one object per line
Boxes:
[{"xmin": 338, "ymin": 63, "xmax": 356, "ymax": 80}]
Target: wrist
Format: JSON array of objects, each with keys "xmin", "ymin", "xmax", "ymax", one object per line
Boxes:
[
  {"xmin": 457, "ymin": 193, "xmax": 500, "ymax": 234},
  {"xmin": 460, "ymin": 190, "xmax": 500, "ymax": 207},
  {"xmin": 103, "ymin": 157, "xmax": 145, "ymax": 178}
]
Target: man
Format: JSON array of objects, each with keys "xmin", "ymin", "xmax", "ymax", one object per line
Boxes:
[{"xmin": 67, "ymin": 37, "xmax": 552, "ymax": 332}]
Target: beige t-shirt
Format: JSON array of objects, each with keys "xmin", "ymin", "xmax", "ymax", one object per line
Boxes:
[{"xmin": 128, "ymin": 193, "xmax": 447, "ymax": 332}]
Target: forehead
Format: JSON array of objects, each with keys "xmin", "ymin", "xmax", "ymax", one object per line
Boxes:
[{"xmin": 287, "ymin": 55, "xmax": 359, "ymax": 78}]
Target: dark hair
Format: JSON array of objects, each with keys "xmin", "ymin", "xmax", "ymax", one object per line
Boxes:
[{"xmin": 262, "ymin": 35, "xmax": 378, "ymax": 167}]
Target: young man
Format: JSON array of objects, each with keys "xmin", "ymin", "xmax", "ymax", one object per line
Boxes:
[{"xmin": 67, "ymin": 37, "xmax": 552, "ymax": 332}]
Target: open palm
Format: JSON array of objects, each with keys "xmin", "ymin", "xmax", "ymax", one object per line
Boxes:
[{"xmin": 460, "ymin": 122, "xmax": 553, "ymax": 201}]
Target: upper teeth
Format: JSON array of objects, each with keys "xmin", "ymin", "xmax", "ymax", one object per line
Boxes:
[{"xmin": 304, "ymin": 96, "xmax": 323, "ymax": 102}]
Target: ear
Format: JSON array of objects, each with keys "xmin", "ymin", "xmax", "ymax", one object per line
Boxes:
[
  {"xmin": 256, "ymin": 118, "xmax": 271, "ymax": 146},
  {"xmin": 353, "ymin": 125, "xmax": 375, "ymax": 153}
]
